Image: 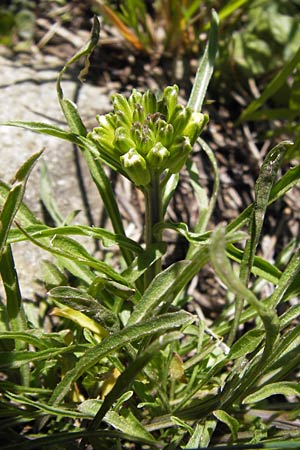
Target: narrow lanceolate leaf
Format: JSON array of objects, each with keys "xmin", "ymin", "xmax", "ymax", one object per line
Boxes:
[
  {"xmin": 0, "ymin": 181, "xmax": 39, "ymax": 227},
  {"xmin": 229, "ymin": 329, "xmax": 264, "ymax": 360},
  {"xmin": 50, "ymin": 311, "xmax": 193, "ymax": 405},
  {"xmin": 49, "ymin": 286, "xmax": 119, "ymax": 333},
  {"xmin": 213, "ymin": 410, "xmax": 240, "ymax": 441},
  {"xmin": 210, "ymin": 228, "xmax": 279, "ymax": 361},
  {"xmin": 17, "ymin": 226, "xmax": 129, "ymax": 286},
  {"xmin": 51, "ymin": 306, "xmax": 109, "ymax": 338},
  {"xmin": 0, "ymin": 344, "xmax": 85, "ymax": 369},
  {"xmin": 103, "ymin": 410, "xmax": 155, "ymax": 443},
  {"xmin": 0, "ymin": 246, "xmax": 29, "ymax": 386},
  {"xmin": 0, "ymin": 150, "xmax": 43, "ymax": 256},
  {"xmin": 267, "ymin": 246, "xmax": 300, "ymax": 308},
  {"xmin": 55, "ymin": 15, "xmax": 132, "ymax": 265},
  {"xmin": 228, "ymin": 141, "xmax": 291, "ymax": 345},
  {"xmin": 80, "ymin": 145, "xmax": 134, "ymax": 266},
  {"xmin": 127, "ymin": 260, "xmax": 191, "ymax": 325},
  {"xmin": 8, "ymin": 224, "xmax": 143, "ymax": 255},
  {"xmin": 243, "ymin": 382, "xmax": 300, "ymax": 404},
  {"xmin": 3, "ymin": 121, "xmax": 82, "ymax": 144},
  {"xmin": 188, "ymin": 9, "xmax": 219, "ymax": 112},
  {"xmin": 56, "ymin": 15, "xmax": 100, "ymax": 109}
]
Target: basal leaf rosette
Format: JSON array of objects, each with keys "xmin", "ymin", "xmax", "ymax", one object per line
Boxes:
[{"xmin": 88, "ymin": 85, "xmax": 208, "ymax": 187}]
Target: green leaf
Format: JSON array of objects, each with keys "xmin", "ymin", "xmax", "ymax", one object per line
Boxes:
[
  {"xmin": 49, "ymin": 310, "xmax": 193, "ymax": 405},
  {"xmin": 3, "ymin": 121, "xmax": 82, "ymax": 144},
  {"xmin": 229, "ymin": 329, "xmax": 264, "ymax": 359},
  {"xmin": 226, "ymin": 244, "xmax": 282, "ymax": 285},
  {"xmin": 188, "ymin": 9, "xmax": 219, "ymax": 112},
  {"xmin": 0, "ymin": 181, "xmax": 39, "ymax": 227},
  {"xmin": 213, "ymin": 409, "xmax": 240, "ymax": 441},
  {"xmin": 0, "ymin": 344, "xmax": 85, "ymax": 369},
  {"xmin": 0, "ymin": 150, "xmax": 42, "ymax": 256},
  {"xmin": 8, "ymin": 223, "xmax": 143, "ymax": 255},
  {"xmin": 17, "ymin": 227, "xmax": 129, "ymax": 286},
  {"xmin": 49, "ymin": 286, "xmax": 119, "ymax": 332},
  {"xmin": 127, "ymin": 260, "xmax": 191, "ymax": 325},
  {"xmin": 228, "ymin": 141, "xmax": 290, "ymax": 345},
  {"xmin": 243, "ymin": 382, "xmax": 300, "ymax": 404},
  {"xmin": 210, "ymin": 227, "xmax": 279, "ymax": 363},
  {"xmin": 104, "ymin": 410, "xmax": 155, "ymax": 443}
]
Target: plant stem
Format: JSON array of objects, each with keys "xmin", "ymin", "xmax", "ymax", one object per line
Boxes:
[{"xmin": 144, "ymin": 173, "xmax": 163, "ymax": 290}]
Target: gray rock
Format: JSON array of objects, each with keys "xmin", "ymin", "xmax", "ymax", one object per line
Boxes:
[{"xmin": 0, "ymin": 53, "xmax": 112, "ymax": 299}]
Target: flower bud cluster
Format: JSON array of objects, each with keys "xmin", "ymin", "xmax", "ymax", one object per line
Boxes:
[{"xmin": 88, "ymin": 85, "xmax": 208, "ymax": 187}]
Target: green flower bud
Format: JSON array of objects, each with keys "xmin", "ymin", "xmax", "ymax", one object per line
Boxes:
[
  {"xmin": 168, "ymin": 136, "xmax": 192, "ymax": 173},
  {"xmin": 142, "ymin": 90, "xmax": 158, "ymax": 114},
  {"xmin": 96, "ymin": 113, "xmax": 116, "ymax": 130},
  {"xmin": 115, "ymin": 110, "xmax": 132, "ymax": 128},
  {"xmin": 132, "ymin": 103, "xmax": 146, "ymax": 123},
  {"xmin": 131, "ymin": 123, "xmax": 143, "ymax": 145},
  {"xmin": 183, "ymin": 111, "xmax": 209, "ymax": 144},
  {"xmin": 128, "ymin": 89, "xmax": 143, "ymax": 109},
  {"xmin": 138, "ymin": 136, "xmax": 155, "ymax": 155},
  {"xmin": 121, "ymin": 148, "xmax": 151, "ymax": 186},
  {"xmin": 146, "ymin": 142, "xmax": 170, "ymax": 170},
  {"xmin": 113, "ymin": 127, "xmax": 135, "ymax": 154},
  {"xmin": 163, "ymin": 85, "xmax": 179, "ymax": 120},
  {"xmin": 89, "ymin": 127, "xmax": 114, "ymax": 153},
  {"xmin": 170, "ymin": 105, "xmax": 192, "ymax": 136},
  {"xmin": 158, "ymin": 123, "xmax": 174, "ymax": 148},
  {"xmin": 112, "ymin": 93, "xmax": 132, "ymax": 119}
]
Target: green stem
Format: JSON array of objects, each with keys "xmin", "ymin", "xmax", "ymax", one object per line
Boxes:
[{"xmin": 144, "ymin": 174, "xmax": 163, "ymax": 290}]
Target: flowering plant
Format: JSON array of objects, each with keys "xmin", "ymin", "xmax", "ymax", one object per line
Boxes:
[{"xmin": 90, "ymin": 86, "xmax": 208, "ymax": 186}]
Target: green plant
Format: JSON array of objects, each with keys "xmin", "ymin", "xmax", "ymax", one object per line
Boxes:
[
  {"xmin": 1, "ymin": 11, "xmax": 300, "ymax": 450},
  {"xmin": 90, "ymin": 0, "xmax": 250, "ymax": 57},
  {"xmin": 225, "ymin": 0, "xmax": 300, "ymax": 79}
]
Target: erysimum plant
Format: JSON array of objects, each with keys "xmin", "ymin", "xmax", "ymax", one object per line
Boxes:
[{"xmin": 1, "ymin": 11, "xmax": 300, "ymax": 450}]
